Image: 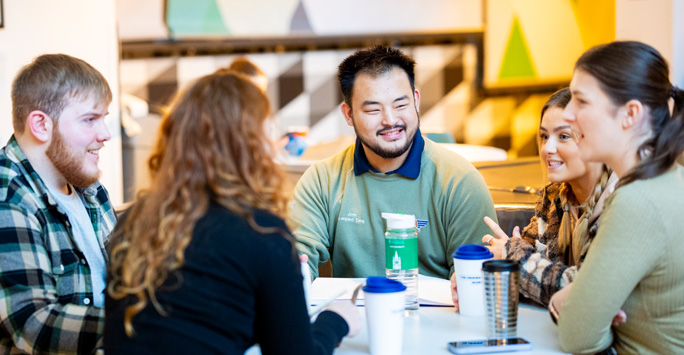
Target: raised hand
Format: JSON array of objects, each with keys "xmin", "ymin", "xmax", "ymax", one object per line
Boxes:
[{"xmin": 481, "ymin": 216, "xmax": 520, "ymax": 259}]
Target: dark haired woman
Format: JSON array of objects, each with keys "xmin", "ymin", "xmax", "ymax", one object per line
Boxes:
[
  {"xmin": 104, "ymin": 71, "xmax": 360, "ymax": 354},
  {"xmin": 551, "ymin": 41, "xmax": 684, "ymax": 354}
]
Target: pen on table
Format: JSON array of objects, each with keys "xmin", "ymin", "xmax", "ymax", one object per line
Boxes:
[
  {"xmin": 301, "ymin": 260, "xmax": 312, "ymax": 311},
  {"xmin": 308, "ymin": 289, "xmax": 346, "ymax": 320}
]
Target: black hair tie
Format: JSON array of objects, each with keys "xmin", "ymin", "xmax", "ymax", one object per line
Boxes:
[{"xmin": 671, "ymin": 85, "xmax": 680, "ymax": 98}]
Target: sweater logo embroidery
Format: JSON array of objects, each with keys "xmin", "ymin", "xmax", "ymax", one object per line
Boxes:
[
  {"xmin": 338, "ymin": 211, "xmax": 366, "ymax": 224},
  {"xmin": 416, "ymin": 219, "xmax": 428, "ymax": 231}
]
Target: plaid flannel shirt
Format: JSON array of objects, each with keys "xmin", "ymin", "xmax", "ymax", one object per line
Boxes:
[{"xmin": 0, "ymin": 136, "xmax": 116, "ymax": 355}]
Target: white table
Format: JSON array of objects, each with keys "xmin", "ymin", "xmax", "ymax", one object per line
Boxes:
[
  {"xmin": 334, "ymin": 304, "xmax": 565, "ymax": 354},
  {"xmin": 246, "ymin": 303, "xmax": 566, "ymax": 354},
  {"xmin": 439, "ymin": 143, "xmax": 508, "ymax": 162}
]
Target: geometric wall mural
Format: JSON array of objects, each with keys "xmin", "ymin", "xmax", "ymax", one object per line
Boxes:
[
  {"xmin": 119, "ymin": 0, "xmax": 621, "ymax": 201},
  {"xmin": 120, "ymin": 45, "xmax": 471, "ymax": 146},
  {"xmin": 120, "ymin": 43, "xmax": 557, "ymax": 156},
  {"xmin": 571, "ymin": 0, "xmax": 616, "ymax": 51},
  {"xmin": 119, "ymin": 43, "xmax": 565, "ymax": 200},
  {"xmin": 498, "ymin": 16, "xmax": 536, "ymax": 81},
  {"xmin": 167, "ymin": 0, "xmax": 229, "ymax": 35},
  {"xmin": 485, "ymin": 0, "xmax": 615, "ymax": 88},
  {"xmin": 163, "ymin": 0, "xmax": 482, "ymax": 37}
]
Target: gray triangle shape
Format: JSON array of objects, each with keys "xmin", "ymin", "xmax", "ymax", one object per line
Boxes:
[
  {"xmin": 290, "ymin": 0, "xmax": 313, "ymax": 33},
  {"xmin": 147, "ymin": 64, "xmax": 178, "ymax": 112}
]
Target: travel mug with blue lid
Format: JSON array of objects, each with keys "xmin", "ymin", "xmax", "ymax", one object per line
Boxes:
[
  {"xmin": 363, "ymin": 276, "xmax": 407, "ymax": 293},
  {"xmin": 363, "ymin": 277, "xmax": 406, "ymax": 355},
  {"xmin": 452, "ymin": 244, "xmax": 494, "ymax": 260},
  {"xmin": 452, "ymin": 244, "xmax": 493, "ymax": 316}
]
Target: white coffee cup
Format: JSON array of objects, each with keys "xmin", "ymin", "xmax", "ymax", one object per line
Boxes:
[
  {"xmin": 452, "ymin": 244, "xmax": 493, "ymax": 316},
  {"xmin": 363, "ymin": 277, "xmax": 406, "ymax": 355}
]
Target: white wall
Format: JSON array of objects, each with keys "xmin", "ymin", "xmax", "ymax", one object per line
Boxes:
[
  {"xmin": 616, "ymin": 0, "xmax": 684, "ymax": 87},
  {"xmin": 117, "ymin": 0, "xmax": 167, "ymax": 41},
  {"xmin": 673, "ymin": 0, "xmax": 684, "ymax": 87},
  {"xmin": 0, "ymin": 0, "xmax": 123, "ymax": 205}
]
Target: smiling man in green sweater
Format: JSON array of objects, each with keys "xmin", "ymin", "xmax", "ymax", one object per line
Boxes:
[{"xmin": 291, "ymin": 46, "xmax": 497, "ymax": 280}]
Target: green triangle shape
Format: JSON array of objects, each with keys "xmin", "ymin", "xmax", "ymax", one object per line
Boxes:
[
  {"xmin": 498, "ymin": 17, "xmax": 536, "ymax": 80},
  {"xmin": 167, "ymin": 0, "xmax": 230, "ymax": 36}
]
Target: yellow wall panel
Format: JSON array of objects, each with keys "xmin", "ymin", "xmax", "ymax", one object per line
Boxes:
[
  {"xmin": 486, "ymin": 0, "xmax": 516, "ymax": 86},
  {"xmin": 510, "ymin": 94, "xmax": 549, "ymax": 157},
  {"xmin": 464, "ymin": 97, "xmax": 517, "ymax": 145},
  {"xmin": 513, "ymin": 0, "xmax": 583, "ymax": 82},
  {"xmin": 572, "ymin": 0, "xmax": 616, "ymax": 49},
  {"xmin": 485, "ymin": 0, "xmax": 613, "ymax": 88}
]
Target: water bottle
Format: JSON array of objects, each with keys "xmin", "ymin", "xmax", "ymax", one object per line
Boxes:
[{"xmin": 381, "ymin": 212, "xmax": 419, "ymax": 313}]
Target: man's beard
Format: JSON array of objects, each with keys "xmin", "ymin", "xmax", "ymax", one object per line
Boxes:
[
  {"xmin": 46, "ymin": 127, "xmax": 100, "ymax": 188},
  {"xmin": 354, "ymin": 112, "xmax": 419, "ymax": 159}
]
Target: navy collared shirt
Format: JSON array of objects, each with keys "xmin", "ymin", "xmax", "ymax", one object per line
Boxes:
[{"xmin": 353, "ymin": 128, "xmax": 424, "ymax": 179}]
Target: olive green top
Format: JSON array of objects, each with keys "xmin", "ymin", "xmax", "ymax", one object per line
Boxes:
[{"xmin": 558, "ymin": 164, "xmax": 684, "ymax": 354}]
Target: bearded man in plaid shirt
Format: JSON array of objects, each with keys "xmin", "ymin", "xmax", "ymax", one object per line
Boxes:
[{"xmin": 0, "ymin": 54, "xmax": 117, "ymax": 354}]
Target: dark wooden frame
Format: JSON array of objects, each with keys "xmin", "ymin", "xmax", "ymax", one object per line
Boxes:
[{"xmin": 0, "ymin": 0, "xmax": 4, "ymax": 29}]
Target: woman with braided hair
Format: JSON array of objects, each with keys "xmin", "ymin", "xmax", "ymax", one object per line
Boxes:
[
  {"xmin": 450, "ymin": 88, "xmax": 617, "ymax": 309},
  {"xmin": 550, "ymin": 41, "xmax": 684, "ymax": 354}
]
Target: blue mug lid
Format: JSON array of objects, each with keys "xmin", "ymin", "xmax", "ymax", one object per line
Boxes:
[
  {"xmin": 452, "ymin": 244, "xmax": 493, "ymax": 260},
  {"xmin": 363, "ymin": 276, "xmax": 407, "ymax": 293}
]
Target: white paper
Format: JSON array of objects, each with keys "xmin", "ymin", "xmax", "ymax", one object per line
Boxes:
[
  {"xmin": 310, "ymin": 275, "xmax": 454, "ymax": 307},
  {"xmin": 417, "ymin": 274, "xmax": 455, "ymax": 306}
]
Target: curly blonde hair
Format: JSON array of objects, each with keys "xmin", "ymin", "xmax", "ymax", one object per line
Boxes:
[{"xmin": 107, "ymin": 70, "xmax": 290, "ymax": 336}]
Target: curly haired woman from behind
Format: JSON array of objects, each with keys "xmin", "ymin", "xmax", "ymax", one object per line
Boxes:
[{"xmin": 104, "ymin": 70, "xmax": 360, "ymax": 355}]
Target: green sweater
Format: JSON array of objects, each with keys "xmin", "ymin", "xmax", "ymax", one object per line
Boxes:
[
  {"xmin": 291, "ymin": 139, "xmax": 497, "ymax": 279},
  {"xmin": 558, "ymin": 164, "xmax": 684, "ymax": 354}
]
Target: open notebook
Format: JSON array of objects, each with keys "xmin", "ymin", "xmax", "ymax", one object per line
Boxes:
[{"xmin": 310, "ymin": 274, "xmax": 454, "ymax": 307}]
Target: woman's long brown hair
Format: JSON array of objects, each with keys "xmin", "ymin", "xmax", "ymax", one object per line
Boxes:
[{"xmin": 107, "ymin": 71, "xmax": 290, "ymax": 336}]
